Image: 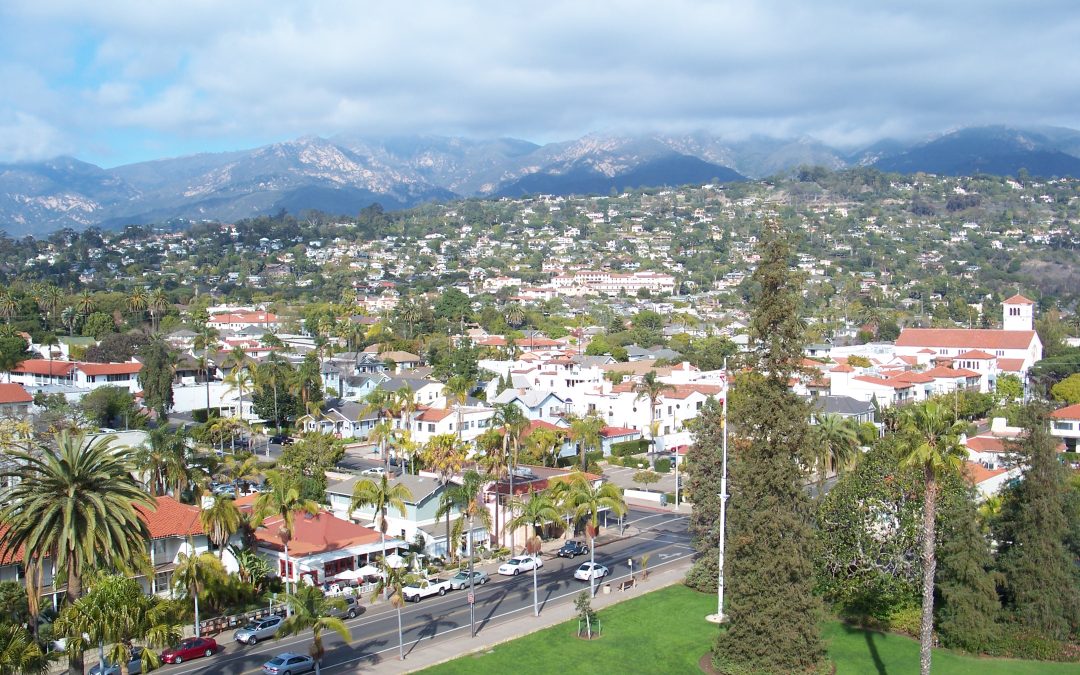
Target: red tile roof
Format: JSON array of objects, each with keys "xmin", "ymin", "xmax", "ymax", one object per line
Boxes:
[
  {"xmin": 11, "ymin": 359, "xmax": 75, "ymax": 376},
  {"xmin": 997, "ymin": 359, "xmax": 1025, "ymax": 372},
  {"xmin": 955, "ymin": 350, "xmax": 995, "ymax": 359},
  {"xmin": 853, "ymin": 376, "xmax": 913, "ymax": 390},
  {"xmin": 895, "ymin": 328, "xmax": 1037, "ymax": 350},
  {"xmin": 77, "ymin": 362, "xmax": 142, "ymax": 376},
  {"xmin": 963, "ymin": 461, "xmax": 1008, "ymax": 486},
  {"xmin": 830, "ymin": 364, "xmax": 854, "ymax": 373},
  {"xmin": 209, "ymin": 312, "xmax": 279, "ymax": 324},
  {"xmin": 601, "ymin": 426, "xmax": 640, "ymax": 438},
  {"xmin": 0, "ymin": 383, "xmax": 32, "ymax": 404},
  {"xmin": 255, "ymin": 511, "xmax": 380, "ymax": 557},
  {"xmin": 921, "ymin": 365, "xmax": 980, "ymax": 379},
  {"xmin": 1050, "ymin": 403, "xmax": 1080, "ymax": 420},
  {"xmin": 416, "ymin": 407, "xmax": 454, "ymax": 422},
  {"xmin": 966, "ymin": 436, "xmax": 1009, "ymax": 453},
  {"xmin": 889, "ymin": 371, "xmax": 935, "ymax": 384},
  {"xmin": 135, "ymin": 496, "xmax": 203, "ymax": 540},
  {"xmin": 1003, "ymin": 294, "xmax": 1034, "ymax": 305}
]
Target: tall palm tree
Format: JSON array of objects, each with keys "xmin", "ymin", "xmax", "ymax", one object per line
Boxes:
[
  {"xmin": 226, "ymin": 345, "xmax": 253, "ymax": 421},
  {"xmin": 0, "ymin": 624, "xmax": 49, "ymax": 675},
  {"xmin": 172, "ymin": 551, "xmax": 225, "ymax": 638},
  {"xmin": 279, "ymin": 585, "xmax": 351, "ymax": 675},
  {"xmin": 634, "ymin": 370, "xmax": 674, "ymax": 469},
  {"xmin": 60, "ymin": 305, "xmax": 77, "ymax": 336},
  {"xmin": 371, "ymin": 562, "xmax": 410, "ymax": 661},
  {"xmin": 900, "ymin": 401, "xmax": 967, "ymax": 675},
  {"xmin": 0, "ymin": 292, "xmax": 17, "ymax": 324},
  {"xmin": 505, "ymin": 303, "xmax": 526, "ymax": 329},
  {"xmin": 148, "ymin": 289, "xmax": 169, "ymax": 333},
  {"xmin": 422, "ymin": 434, "xmax": 467, "ymax": 551},
  {"xmin": 507, "ymin": 490, "xmax": 561, "ymax": 543},
  {"xmin": 369, "ymin": 419, "xmax": 396, "ymax": 473},
  {"xmin": 193, "ymin": 323, "xmax": 220, "ymax": 416},
  {"xmin": 444, "ymin": 375, "xmax": 472, "ymax": 442},
  {"xmin": 568, "ymin": 414, "xmax": 604, "ymax": 472},
  {"xmin": 563, "ymin": 473, "xmax": 627, "ymax": 596},
  {"xmin": 36, "ymin": 285, "xmax": 63, "ymax": 329},
  {"xmin": 126, "ymin": 287, "xmax": 149, "ymax": 325},
  {"xmin": 75, "ymin": 290, "xmax": 95, "ymax": 318},
  {"xmin": 476, "ymin": 427, "xmax": 507, "ymax": 543},
  {"xmin": 525, "ymin": 427, "xmax": 564, "ymax": 467},
  {"xmin": 0, "ymin": 432, "xmax": 153, "ymax": 675},
  {"xmin": 349, "ymin": 475, "xmax": 413, "ymax": 563},
  {"xmin": 813, "ymin": 414, "xmax": 860, "ymax": 498},
  {"xmin": 253, "ymin": 471, "xmax": 320, "ymax": 607},
  {"xmin": 54, "ymin": 573, "xmax": 179, "ymax": 675},
  {"xmin": 200, "ymin": 496, "xmax": 241, "ymax": 558},
  {"xmin": 492, "ymin": 403, "xmax": 528, "ymax": 550},
  {"xmin": 256, "ymin": 353, "xmax": 290, "ymax": 434},
  {"xmin": 394, "ymin": 385, "xmax": 416, "ymax": 443},
  {"xmin": 436, "ymin": 469, "xmax": 492, "ymax": 562},
  {"xmin": 399, "ymin": 301, "xmax": 422, "ymax": 340}
]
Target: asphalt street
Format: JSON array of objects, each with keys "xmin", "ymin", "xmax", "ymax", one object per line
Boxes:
[{"xmin": 152, "ymin": 508, "xmax": 691, "ymax": 674}]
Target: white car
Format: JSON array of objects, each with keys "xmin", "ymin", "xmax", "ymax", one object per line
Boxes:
[
  {"xmin": 574, "ymin": 562, "xmax": 609, "ymax": 582},
  {"xmin": 361, "ymin": 467, "xmax": 387, "ymax": 477},
  {"xmin": 497, "ymin": 555, "xmax": 543, "ymax": 576}
]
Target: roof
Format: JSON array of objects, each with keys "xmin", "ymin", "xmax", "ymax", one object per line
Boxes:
[
  {"xmin": 997, "ymin": 358, "xmax": 1025, "ymax": 372},
  {"xmin": 954, "ymin": 350, "xmax": 995, "ymax": 359},
  {"xmin": 853, "ymin": 375, "xmax": 912, "ymax": 390},
  {"xmin": 327, "ymin": 473, "xmax": 445, "ymax": 504},
  {"xmin": 379, "ymin": 351, "xmax": 421, "ymax": 363},
  {"xmin": 77, "ymin": 362, "xmax": 142, "ymax": 376},
  {"xmin": 830, "ymin": 364, "xmax": 855, "ymax": 373},
  {"xmin": 0, "ymin": 383, "xmax": 32, "ymax": 404},
  {"xmin": 1050, "ymin": 403, "xmax": 1080, "ymax": 420},
  {"xmin": 134, "ymin": 496, "xmax": 204, "ymax": 540},
  {"xmin": 965, "ymin": 436, "xmax": 1009, "ymax": 454},
  {"xmin": 895, "ymin": 328, "xmax": 1037, "ymax": 351},
  {"xmin": 921, "ymin": 365, "xmax": 980, "ymax": 379},
  {"xmin": 255, "ymin": 511, "xmax": 381, "ymax": 557},
  {"xmin": 11, "ymin": 359, "xmax": 75, "ymax": 376},
  {"xmin": 208, "ymin": 311, "xmax": 279, "ymax": 324},
  {"xmin": 808, "ymin": 395, "xmax": 875, "ymax": 417},
  {"xmin": 963, "ymin": 461, "xmax": 1008, "ymax": 486},
  {"xmin": 1003, "ymin": 294, "xmax": 1035, "ymax": 305},
  {"xmin": 601, "ymin": 426, "xmax": 640, "ymax": 438},
  {"xmin": 416, "ymin": 407, "xmax": 454, "ymax": 422}
]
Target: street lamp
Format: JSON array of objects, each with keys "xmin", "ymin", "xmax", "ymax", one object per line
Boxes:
[{"xmin": 708, "ymin": 359, "xmax": 730, "ymax": 624}]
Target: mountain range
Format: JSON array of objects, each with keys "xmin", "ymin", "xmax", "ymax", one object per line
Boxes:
[{"xmin": 3, "ymin": 125, "xmax": 1080, "ymax": 236}]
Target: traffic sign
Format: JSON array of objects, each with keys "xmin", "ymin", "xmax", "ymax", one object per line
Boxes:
[{"xmin": 468, "ymin": 592, "xmax": 475, "ymax": 604}]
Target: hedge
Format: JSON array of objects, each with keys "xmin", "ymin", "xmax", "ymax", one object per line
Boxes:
[{"xmin": 610, "ymin": 439, "xmax": 650, "ymax": 457}]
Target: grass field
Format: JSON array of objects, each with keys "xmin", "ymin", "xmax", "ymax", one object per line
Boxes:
[{"xmin": 421, "ymin": 585, "xmax": 1080, "ymax": 674}]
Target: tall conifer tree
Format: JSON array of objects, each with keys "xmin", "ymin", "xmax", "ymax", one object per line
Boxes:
[{"xmin": 712, "ymin": 224, "xmax": 825, "ymax": 673}]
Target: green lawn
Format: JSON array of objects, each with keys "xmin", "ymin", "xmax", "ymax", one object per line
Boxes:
[{"xmin": 421, "ymin": 585, "xmax": 1080, "ymax": 674}]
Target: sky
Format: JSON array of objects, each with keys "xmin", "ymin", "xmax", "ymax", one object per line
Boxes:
[{"xmin": 1, "ymin": 1, "xmax": 1079, "ymax": 167}]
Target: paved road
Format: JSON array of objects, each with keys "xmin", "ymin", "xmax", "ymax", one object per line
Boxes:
[
  {"xmin": 602, "ymin": 463, "xmax": 681, "ymax": 494},
  {"xmin": 153, "ymin": 508, "xmax": 690, "ymax": 674}
]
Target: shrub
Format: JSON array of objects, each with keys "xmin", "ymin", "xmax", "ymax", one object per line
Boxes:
[
  {"xmin": 884, "ymin": 603, "xmax": 921, "ymax": 639},
  {"xmin": 610, "ymin": 439, "xmax": 650, "ymax": 457},
  {"xmin": 654, "ymin": 457, "xmax": 672, "ymax": 473},
  {"xmin": 986, "ymin": 625, "xmax": 1067, "ymax": 660}
]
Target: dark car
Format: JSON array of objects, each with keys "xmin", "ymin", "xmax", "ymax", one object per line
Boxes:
[
  {"xmin": 557, "ymin": 540, "xmax": 589, "ymax": 558},
  {"xmin": 269, "ymin": 435, "xmax": 294, "ymax": 445},
  {"xmin": 161, "ymin": 637, "xmax": 217, "ymax": 664}
]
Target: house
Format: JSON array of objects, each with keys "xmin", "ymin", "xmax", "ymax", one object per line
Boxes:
[
  {"xmin": 8, "ymin": 360, "xmax": 142, "ymax": 395},
  {"xmin": 326, "ymin": 473, "xmax": 484, "ymax": 558},
  {"xmin": 490, "ymin": 389, "xmax": 568, "ymax": 424},
  {"xmin": 298, "ymin": 400, "xmax": 381, "ymax": 439},
  {"xmin": 808, "ymin": 395, "xmax": 876, "ymax": 426},
  {"xmin": 0, "ymin": 384, "xmax": 33, "ymax": 418},
  {"xmin": 1050, "ymin": 403, "xmax": 1080, "ymax": 452},
  {"xmin": 486, "ymin": 466, "xmax": 605, "ymax": 549},
  {"xmin": 409, "ymin": 405, "xmax": 495, "ymax": 445},
  {"xmin": 378, "ymin": 351, "xmax": 422, "ymax": 373},
  {"xmin": 207, "ymin": 311, "xmax": 281, "ymax": 332}
]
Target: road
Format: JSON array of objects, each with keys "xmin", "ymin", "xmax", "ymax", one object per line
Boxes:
[{"xmin": 155, "ymin": 508, "xmax": 690, "ymax": 674}]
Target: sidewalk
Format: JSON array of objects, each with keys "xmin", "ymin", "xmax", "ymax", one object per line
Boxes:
[{"xmin": 367, "ymin": 555, "xmax": 693, "ymax": 673}]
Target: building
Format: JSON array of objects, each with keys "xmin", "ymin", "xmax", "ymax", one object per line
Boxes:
[
  {"xmin": 7, "ymin": 360, "xmax": 142, "ymax": 395},
  {"xmin": 1050, "ymin": 403, "xmax": 1080, "ymax": 452},
  {"xmin": 207, "ymin": 311, "xmax": 281, "ymax": 332},
  {"xmin": 0, "ymin": 384, "xmax": 33, "ymax": 418}
]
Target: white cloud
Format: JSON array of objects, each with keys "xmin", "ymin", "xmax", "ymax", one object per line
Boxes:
[{"xmin": 0, "ymin": 112, "xmax": 70, "ymax": 160}]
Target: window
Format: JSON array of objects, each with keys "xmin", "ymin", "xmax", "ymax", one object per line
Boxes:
[
  {"xmin": 427, "ymin": 423, "xmax": 435, "ymax": 432},
  {"xmin": 153, "ymin": 571, "xmax": 171, "ymax": 594}
]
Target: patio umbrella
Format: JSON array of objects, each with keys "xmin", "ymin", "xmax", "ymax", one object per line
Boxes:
[
  {"xmin": 333, "ymin": 568, "xmax": 367, "ymax": 581},
  {"xmin": 384, "ymin": 553, "xmax": 405, "ymax": 569},
  {"xmin": 355, "ymin": 564, "xmax": 381, "ymax": 577}
]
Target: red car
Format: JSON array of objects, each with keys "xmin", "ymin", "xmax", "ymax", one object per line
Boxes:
[{"xmin": 161, "ymin": 636, "xmax": 218, "ymax": 664}]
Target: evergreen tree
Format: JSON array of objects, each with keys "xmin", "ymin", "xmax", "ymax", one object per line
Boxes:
[
  {"xmin": 684, "ymin": 397, "xmax": 725, "ymax": 592},
  {"xmin": 993, "ymin": 408, "xmax": 1080, "ymax": 641},
  {"xmin": 934, "ymin": 477, "xmax": 1001, "ymax": 653},
  {"xmin": 137, "ymin": 338, "xmax": 175, "ymax": 420},
  {"xmin": 712, "ymin": 225, "xmax": 825, "ymax": 673}
]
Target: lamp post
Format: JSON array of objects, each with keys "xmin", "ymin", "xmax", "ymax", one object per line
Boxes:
[{"xmin": 708, "ymin": 359, "xmax": 730, "ymax": 624}]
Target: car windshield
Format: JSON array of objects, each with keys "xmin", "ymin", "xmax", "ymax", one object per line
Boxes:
[
  {"xmin": 242, "ymin": 623, "xmax": 258, "ymax": 631},
  {"xmin": 267, "ymin": 657, "xmax": 285, "ymax": 666},
  {"xmin": 452, "ymin": 571, "xmax": 467, "ymax": 578},
  {"xmin": 508, "ymin": 558, "xmax": 523, "ymax": 564}
]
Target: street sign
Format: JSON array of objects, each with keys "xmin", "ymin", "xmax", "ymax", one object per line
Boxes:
[{"xmin": 468, "ymin": 592, "xmax": 475, "ymax": 604}]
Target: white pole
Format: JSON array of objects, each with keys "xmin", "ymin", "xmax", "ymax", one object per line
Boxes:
[
  {"xmin": 674, "ymin": 447, "xmax": 680, "ymax": 507},
  {"xmin": 717, "ymin": 358, "xmax": 729, "ymax": 621}
]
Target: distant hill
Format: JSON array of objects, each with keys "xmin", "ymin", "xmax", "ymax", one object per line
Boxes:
[
  {"xmin": 872, "ymin": 126, "xmax": 1080, "ymax": 177},
  {"xmin": 4, "ymin": 125, "xmax": 1080, "ymax": 236}
]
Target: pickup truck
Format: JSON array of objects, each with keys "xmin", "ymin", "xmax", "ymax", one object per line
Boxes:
[{"xmin": 401, "ymin": 577, "xmax": 453, "ymax": 603}]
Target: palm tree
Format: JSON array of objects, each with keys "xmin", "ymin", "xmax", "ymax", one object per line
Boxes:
[
  {"xmin": 476, "ymin": 427, "xmax": 507, "ymax": 544},
  {"xmin": 0, "ymin": 292, "xmax": 17, "ymax": 324},
  {"xmin": 193, "ymin": 323, "xmax": 220, "ymax": 416},
  {"xmin": 60, "ymin": 305, "xmax": 77, "ymax": 336},
  {"xmin": 526, "ymin": 427, "xmax": 565, "ymax": 467},
  {"xmin": 634, "ymin": 371, "xmax": 674, "ymax": 469},
  {"xmin": 444, "ymin": 375, "xmax": 472, "ymax": 442},
  {"xmin": 899, "ymin": 401, "xmax": 967, "ymax": 675},
  {"xmin": 256, "ymin": 353, "xmax": 290, "ymax": 434},
  {"xmin": 75, "ymin": 290, "xmax": 95, "ymax": 318},
  {"xmin": 563, "ymin": 473, "xmax": 627, "ymax": 596},
  {"xmin": 148, "ymin": 289, "xmax": 169, "ymax": 333},
  {"xmin": 349, "ymin": 474, "xmax": 413, "ymax": 563},
  {"xmin": 813, "ymin": 414, "xmax": 860, "ymax": 498},
  {"xmin": 54, "ymin": 573, "xmax": 179, "ymax": 675},
  {"xmin": 0, "ymin": 431, "xmax": 153, "ymax": 675},
  {"xmin": 0, "ymin": 624, "xmax": 49, "ymax": 675},
  {"xmin": 422, "ymin": 433, "xmax": 467, "ymax": 551},
  {"xmin": 172, "ymin": 551, "xmax": 225, "ymax": 638},
  {"xmin": 371, "ymin": 562, "xmax": 410, "ymax": 661},
  {"xmin": 394, "ymin": 384, "xmax": 416, "ymax": 443},
  {"xmin": 505, "ymin": 303, "xmax": 526, "ymax": 328},
  {"xmin": 35, "ymin": 285, "xmax": 63, "ymax": 329},
  {"xmin": 253, "ymin": 471, "xmax": 320, "ymax": 607},
  {"xmin": 226, "ymin": 345, "xmax": 253, "ymax": 421},
  {"xmin": 492, "ymin": 403, "xmax": 528, "ymax": 550},
  {"xmin": 200, "ymin": 496, "xmax": 241, "ymax": 558},
  {"xmin": 436, "ymin": 469, "xmax": 491, "ymax": 561},
  {"xmin": 279, "ymin": 585, "xmax": 351, "ymax": 675},
  {"xmin": 369, "ymin": 419, "xmax": 396, "ymax": 473},
  {"xmin": 399, "ymin": 301, "xmax": 422, "ymax": 340},
  {"xmin": 507, "ymin": 490, "xmax": 560, "ymax": 543},
  {"xmin": 126, "ymin": 287, "xmax": 149, "ymax": 324},
  {"xmin": 568, "ymin": 414, "xmax": 604, "ymax": 472}
]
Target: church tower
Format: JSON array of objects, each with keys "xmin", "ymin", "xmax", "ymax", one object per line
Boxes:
[{"xmin": 1002, "ymin": 294, "xmax": 1035, "ymax": 331}]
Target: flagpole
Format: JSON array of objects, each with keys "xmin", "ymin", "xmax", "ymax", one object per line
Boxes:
[{"xmin": 712, "ymin": 357, "xmax": 730, "ymax": 623}]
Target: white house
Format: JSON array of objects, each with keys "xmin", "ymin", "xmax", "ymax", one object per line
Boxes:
[{"xmin": 1050, "ymin": 403, "xmax": 1080, "ymax": 452}]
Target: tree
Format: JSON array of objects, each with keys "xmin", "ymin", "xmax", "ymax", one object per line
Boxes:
[
  {"xmin": 80, "ymin": 386, "xmax": 142, "ymax": 429},
  {"xmin": 0, "ymin": 335, "xmax": 31, "ymax": 380},
  {"xmin": 138, "ymin": 338, "xmax": 175, "ymax": 420},
  {"xmin": 1050, "ymin": 372, "xmax": 1080, "ymax": 404},
  {"xmin": 422, "ymin": 434, "xmax": 467, "ymax": 551},
  {"xmin": 172, "ymin": 552, "xmax": 225, "ymax": 638},
  {"xmin": 993, "ymin": 408, "xmax": 1080, "ymax": 640},
  {"xmin": 54, "ymin": 573, "xmax": 179, "ymax": 675},
  {"xmin": 525, "ymin": 427, "xmax": 564, "ymax": 467},
  {"xmin": 75, "ymin": 290, "xmax": 95, "ymax": 318},
  {"xmin": 685, "ymin": 397, "xmax": 728, "ymax": 592},
  {"xmin": 279, "ymin": 585, "xmax": 351, "ymax": 675},
  {"xmin": 634, "ymin": 370, "xmax": 674, "ymax": 468},
  {"xmin": 252, "ymin": 471, "xmax": 320, "ymax": 606},
  {"xmin": 995, "ymin": 373, "xmax": 1024, "ymax": 403},
  {"xmin": 278, "ymin": 433, "xmax": 344, "ymax": 502},
  {"xmin": 632, "ymin": 469, "xmax": 661, "ymax": 492},
  {"xmin": 712, "ymin": 225, "xmax": 825, "ymax": 674},
  {"xmin": 575, "ymin": 590, "xmax": 598, "ymax": 639},
  {"xmin": 148, "ymin": 288, "xmax": 169, "ymax": 333},
  {"xmin": 568, "ymin": 414, "xmax": 603, "ymax": 472},
  {"xmin": 563, "ymin": 473, "xmax": 626, "ymax": 596},
  {"xmin": 899, "ymin": 400, "xmax": 967, "ymax": 675},
  {"xmin": 82, "ymin": 312, "xmax": 116, "ymax": 339},
  {"xmin": 84, "ymin": 331, "xmax": 149, "ymax": 363},
  {"xmin": 813, "ymin": 414, "xmax": 860, "ymax": 498},
  {"xmin": 0, "ymin": 292, "xmax": 16, "ymax": 325},
  {"xmin": 200, "ymin": 496, "xmax": 241, "ymax": 558},
  {"xmin": 0, "ymin": 624, "xmax": 49, "ymax": 675},
  {"xmin": 350, "ymin": 475, "xmax": 413, "ymax": 563},
  {"xmin": 491, "ymin": 402, "xmax": 527, "ymax": 548},
  {"xmin": 225, "ymin": 345, "xmax": 253, "ymax": 421},
  {"xmin": 0, "ymin": 432, "xmax": 153, "ymax": 675},
  {"xmin": 507, "ymin": 489, "xmax": 560, "ymax": 544},
  {"xmin": 371, "ymin": 562, "xmax": 410, "ymax": 661},
  {"xmin": 126, "ymin": 288, "xmax": 148, "ymax": 324}
]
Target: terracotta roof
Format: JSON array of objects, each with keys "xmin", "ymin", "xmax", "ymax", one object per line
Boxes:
[
  {"xmin": 11, "ymin": 359, "xmax": 75, "ymax": 376},
  {"xmin": 955, "ymin": 350, "xmax": 995, "ymax": 359},
  {"xmin": 1050, "ymin": 403, "xmax": 1080, "ymax": 420},
  {"xmin": 963, "ymin": 461, "xmax": 1008, "ymax": 486},
  {"xmin": 0, "ymin": 383, "xmax": 32, "ymax": 404},
  {"xmin": 895, "ymin": 328, "xmax": 1037, "ymax": 350},
  {"xmin": 664, "ymin": 384, "xmax": 722, "ymax": 399},
  {"xmin": 255, "ymin": 511, "xmax": 380, "ymax": 557},
  {"xmin": 921, "ymin": 365, "xmax": 980, "ymax": 379},
  {"xmin": 601, "ymin": 426, "xmax": 640, "ymax": 438},
  {"xmin": 997, "ymin": 359, "xmax": 1025, "ymax": 372},
  {"xmin": 853, "ymin": 375, "xmax": 912, "ymax": 390},
  {"xmin": 830, "ymin": 364, "xmax": 855, "ymax": 373},
  {"xmin": 134, "ymin": 496, "xmax": 203, "ymax": 540},
  {"xmin": 416, "ymin": 407, "xmax": 454, "ymax": 422},
  {"xmin": 889, "ymin": 371, "xmax": 935, "ymax": 384},
  {"xmin": 77, "ymin": 362, "xmax": 142, "ymax": 376},
  {"xmin": 966, "ymin": 436, "xmax": 1008, "ymax": 453},
  {"xmin": 1003, "ymin": 294, "xmax": 1034, "ymax": 305},
  {"xmin": 209, "ymin": 312, "xmax": 279, "ymax": 324},
  {"xmin": 477, "ymin": 336, "xmax": 507, "ymax": 347}
]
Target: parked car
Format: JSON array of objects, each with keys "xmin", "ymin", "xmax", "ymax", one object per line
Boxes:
[
  {"xmin": 448, "ymin": 570, "xmax": 489, "ymax": 590},
  {"xmin": 262, "ymin": 652, "xmax": 315, "ymax": 675},
  {"xmin": 89, "ymin": 647, "xmax": 145, "ymax": 675},
  {"xmin": 402, "ymin": 577, "xmax": 453, "ymax": 602},
  {"xmin": 556, "ymin": 540, "xmax": 589, "ymax": 558},
  {"xmin": 324, "ymin": 594, "xmax": 361, "ymax": 619},
  {"xmin": 160, "ymin": 637, "xmax": 218, "ymax": 664},
  {"xmin": 498, "ymin": 555, "xmax": 543, "ymax": 576},
  {"xmin": 360, "ymin": 466, "xmax": 387, "ymax": 477},
  {"xmin": 269, "ymin": 435, "xmax": 294, "ymax": 445},
  {"xmin": 234, "ymin": 614, "xmax": 284, "ymax": 645},
  {"xmin": 574, "ymin": 562, "xmax": 610, "ymax": 582}
]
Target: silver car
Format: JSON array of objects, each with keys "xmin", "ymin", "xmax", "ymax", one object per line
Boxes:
[
  {"xmin": 448, "ymin": 570, "xmax": 490, "ymax": 590},
  {"xmin": 89, "ymin": 647, "xmax": 145, "ymax": 675},
  {"xmin": 323, "ymin": 595, "xmax": 360, "ymax": 619},
  {"xmin": 234, "ymin": 614, "xmax": 283, "ymax": 645}
]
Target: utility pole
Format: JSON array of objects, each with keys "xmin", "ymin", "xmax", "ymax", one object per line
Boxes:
[{"xmin": 709, "ymin": 358, "xmax": 730, "ymax": 624}]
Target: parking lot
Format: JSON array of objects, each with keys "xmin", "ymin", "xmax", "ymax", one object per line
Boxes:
[{"xmin": 601, "ymin": 462, "xmax": 680, "ymax": 494}]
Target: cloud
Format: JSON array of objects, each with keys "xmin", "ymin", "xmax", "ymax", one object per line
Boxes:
[
  {"xmin": 0, "ymin": 112, "xmax": 70, "ymax": 161},
  {"xmin": 1, "ymin": 1, "xmax": 1079, "ymax": 164}
]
